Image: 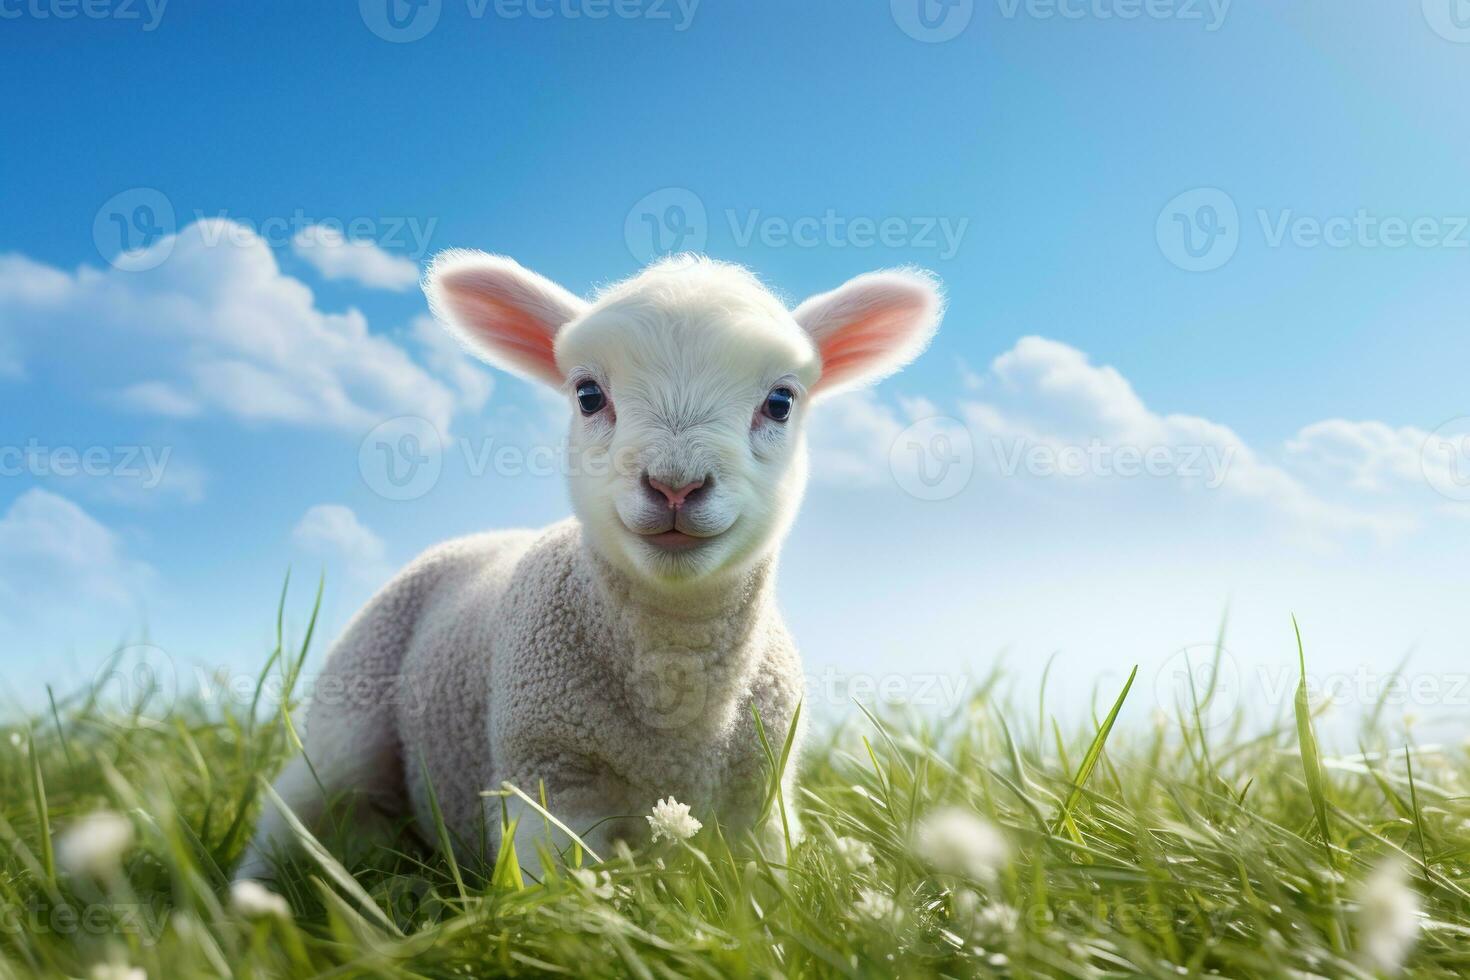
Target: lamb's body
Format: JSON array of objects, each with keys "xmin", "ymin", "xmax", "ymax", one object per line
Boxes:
[{"xmin": 253, "ymin": 518, "xmax": 801, "ymax": 869}]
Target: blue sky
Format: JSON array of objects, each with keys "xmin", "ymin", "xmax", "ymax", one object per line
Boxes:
[{"xmin": 2, "ymin": 1, "xmax": 1468, "ymax": 737}]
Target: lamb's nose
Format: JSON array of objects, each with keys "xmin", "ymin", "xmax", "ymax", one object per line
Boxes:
[{"xmin": 647, "ymin": 475, "xmax": 706, "ymax": 509}]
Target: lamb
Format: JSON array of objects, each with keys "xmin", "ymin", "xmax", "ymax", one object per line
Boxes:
[{"xmin": 235, "ymin": 251, "xmax": 943, "ymax": 879}]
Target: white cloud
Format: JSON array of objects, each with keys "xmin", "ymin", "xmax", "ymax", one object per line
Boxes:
[
  {"xmin": 0, "ymin": 220, "xmax": 473, "ymax": 436},
  {"xmin": 291, "ymin": 224, "xmax": 420, "ymax": 291},
  {"xmin": 804, "ymin": 336, "xmax": 1422, "ymax": 541},
  {"xmin": 292, "ymin": 504, "xmax": 390, "ymax": 586},
  {"xmin": 1285, "ymin": 420, "xmax": 1433, "ymax": 494},
  {"xmin": 0, "ymin": 489, "xmax": 153, "ymax": 625},
  {"xmin": 411, "ymin": 314, "xmax": 494, "ymax": 413}
]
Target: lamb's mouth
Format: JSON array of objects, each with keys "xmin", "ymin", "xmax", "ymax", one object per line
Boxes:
[
  {"xmin": 627, "ymin": 520, "xmax": 729, "ymax": 553},
  {"xmin": 641, "ymin": 529, "xmax": 714, "ymax": 552}
]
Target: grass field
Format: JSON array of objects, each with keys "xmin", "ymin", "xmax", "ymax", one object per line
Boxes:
[{"xmin": 0, "ymin": 598, "xmax": 1463, "ymax": 979}]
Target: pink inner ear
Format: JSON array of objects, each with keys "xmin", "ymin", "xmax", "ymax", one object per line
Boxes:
[
  {"xmin": 444, "ymin": 278, "xmax": 560, "ymax": 380},
  {"xmin": 813, "ymin": 298, "xmax": 927, "ymax": 392}
]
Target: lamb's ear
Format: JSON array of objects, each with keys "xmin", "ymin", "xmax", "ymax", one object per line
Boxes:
[
  {"xmin": 423, "ymin": 250, "xmax": 587, "ymax": 387},
  {"xmin": 793, "ymin": 268, "xmax": 944, "ymax": 397}
]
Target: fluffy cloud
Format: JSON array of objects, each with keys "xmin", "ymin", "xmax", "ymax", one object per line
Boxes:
[
  {"xmin": 1285, "ymin": 420, "xmax": 1435, "ymax": 494},
  {"xmin": 0, "ymin": 489, "xmax": 153, "ymax": 626},
  {"xmin": 292, "ymin": 504, "xmax": 390, "ymax": 586},
  {"xmin": 0, "ymin": 221, "xmax": 477, "ymax": 436},
  {"xmin": 291, "ymin": 224, "xmax": 421, "ymax": 291},
  {"xmin": 805, "ymin": 336, "xmax": 1420, "ymax": 540},
  {"xmin": 411, "ymin": 314, "xmax": 494, "ymax": 414}
]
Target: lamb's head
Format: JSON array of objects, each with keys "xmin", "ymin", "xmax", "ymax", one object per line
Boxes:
[{"xmin": 425, "ymin": 252, "xmax": 943, "ymax": 589}]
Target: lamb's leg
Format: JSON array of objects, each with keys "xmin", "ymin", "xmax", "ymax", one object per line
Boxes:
[{"xmin": 235, "ymin": 571, "xmax": 425, "ymax": 881}]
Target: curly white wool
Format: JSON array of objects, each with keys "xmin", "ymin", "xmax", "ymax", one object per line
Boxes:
[
  {"xmin": 913, "ymin": 807, "xmax": 1008, "ymax": 884},
  {"xmin": 1356, "ymin": 860, "xmax": 1421, "ymax": 975},
  {"xmin": 57, "ymin": 811, "xmax": 134, "ymax": 878},
  {"xmin": 647, "ymin": 797, "xmax": 702, "ymax": 843}
]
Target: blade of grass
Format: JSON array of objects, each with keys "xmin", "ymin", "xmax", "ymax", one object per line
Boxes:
[{"xmin": 1052, "ymin": 665, "xmax": 1136, "ymax": 837}]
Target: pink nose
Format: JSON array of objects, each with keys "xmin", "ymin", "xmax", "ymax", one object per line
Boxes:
[{"xmin": 648, "ymin": 476, "xmax": 705, "ymax": 509}]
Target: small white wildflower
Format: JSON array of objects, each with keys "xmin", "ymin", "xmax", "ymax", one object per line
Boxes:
[
  {"xmin": 8, "ymin": 732, "xmax": 20, "ymax": 749},
  {"xmin": 852, "ymin": 887, "xmax": 898, "ymax": 922},
  {"xmin": 646, "ymin": 797, "xmax": 702, "ymax": 843},
  {"xmin": 834, "ymin": 836, "xmax": 874, "ymax": 870},
  {"xmin": 570, "ymin": 867, "xmax": 616, "ymax": 901},
  {"xmin": 954, "ymin": 890, "xmax": 1019, "ymax": 941},
  {"xmin": 1356, "ymin": 859, "xmax": 1421, "ymax": 975},
  {"xmin": 57, "ymin": 810, "xmax": 134, "ymax": 878},
  {"xmin": 913, "ymin": 806, "xmax": 1008, "ymax": 884},
  {"xmin": 90, "ymin": 965, "xmax": 145, "ymax": 980},
  {"xmin": 231, "ymin": 879, "xmax": 291, "ymax": 920}
]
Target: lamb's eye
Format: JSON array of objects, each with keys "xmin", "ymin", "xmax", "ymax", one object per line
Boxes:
[
  {"xmin": 576, "ymin": 380, "xmax": 606, "ymax": 415},
  {"xmin": 763, "ymin": 386, "xmax": 794, "ymax": 422}
]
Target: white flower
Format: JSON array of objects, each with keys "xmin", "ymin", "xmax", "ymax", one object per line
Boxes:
[
  {"xmin": 57, "ymin": 811, "xmax": 134, "ymax": 878},
  {"xmin": 570, "ymin": 867, "xmax": 616, "ymax": 900},
  {"xmin": 7, "ymin": 732, "xmax": 21, "ymax": 749},
  {"xmin": 834, "ymin": 836, "xmax": 875, "ymax": 870},
  {"xmin": 954, "ymin": 890, "xmax": 1019, "ymax": 939},
  {"xmin": 913, "ymin": 806, "xmax": 1008, "ymax": 884},
  {"xmin": 90, "ymin": 965, "xmax": 145, "ymax": 980},
  {"xmin": 231, "ymin": 879, "xmax": 291, "ymax": 920},
  {"xmin": 1356, "ymin": 860, "xmax": 1421, "ymax": 975},
  {"xmin": 852, "ymin": 887, "xmax": 899, "ymax": 922},
  {"xmin": 646, "ymin": 797, "xmax": 702, "ymax": 842}
]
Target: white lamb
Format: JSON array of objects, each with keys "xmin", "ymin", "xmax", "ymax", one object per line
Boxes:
[{"xmin": 236, "ymin": 251, "xmax": 943, "ymax": 879}]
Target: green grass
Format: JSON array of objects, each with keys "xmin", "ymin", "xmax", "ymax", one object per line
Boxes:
[{"xmin": 1, "ymin": 608, "xmax": 1467, "ymax": 978}]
